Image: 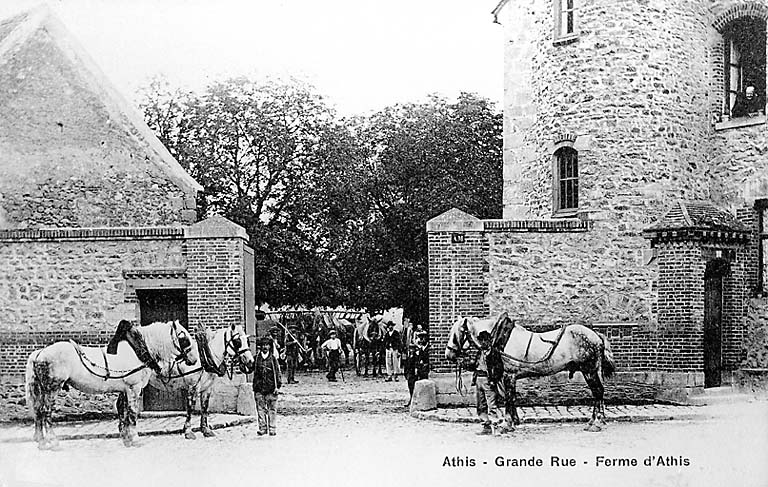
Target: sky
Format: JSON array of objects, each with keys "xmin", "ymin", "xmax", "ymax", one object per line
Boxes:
[{"xmin": 1, "ymin": 0, "xmax": 504, "ymax": 116}]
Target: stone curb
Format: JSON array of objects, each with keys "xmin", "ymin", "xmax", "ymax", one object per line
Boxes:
[
  {"xmin": 0, "ymin": 415, "xmax": 258, "ymax": 444},
  {"xmin": 411, "ymin": 408, "xmax": 707, "ymax": 424}
]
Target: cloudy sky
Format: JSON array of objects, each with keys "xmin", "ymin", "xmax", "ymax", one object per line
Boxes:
[{"xmin": 1, "ymin": 0, "xmax": 504, "ymax": 116}]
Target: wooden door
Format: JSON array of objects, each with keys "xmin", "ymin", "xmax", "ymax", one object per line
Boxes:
[
  {"xmin": 703, "ymin": 264, "xmax": 724, "ymax": 388},
  {"xmin": 138, "ymin": 289, "xmax": 188, "ymax": 411}
]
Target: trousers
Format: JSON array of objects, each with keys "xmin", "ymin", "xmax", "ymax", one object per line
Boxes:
[
  {"xmin": 385, "ymin": 349, "xmax": 400, "ymax": 377},
  {"xmin": 255, "ymin": 392, "xmax": 277, "ymax": 434}
]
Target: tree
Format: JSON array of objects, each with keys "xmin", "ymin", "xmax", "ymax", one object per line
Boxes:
[
  {"xmin": 331, "ymin": 94, "xmax": 503, "ymax": 325},
  {"xmin": 139, "ymin": 76, "xmax": 357, "ymax": 305}
]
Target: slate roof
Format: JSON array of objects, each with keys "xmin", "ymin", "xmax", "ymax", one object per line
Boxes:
[{"xmin": 645, "ymin": 200, "xmax": 749, "ymax": 233}]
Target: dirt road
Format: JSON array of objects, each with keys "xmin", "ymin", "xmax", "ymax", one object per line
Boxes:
[{"xmin": 2, "ymin": 370, "xmax": 767, "ymax": 487}]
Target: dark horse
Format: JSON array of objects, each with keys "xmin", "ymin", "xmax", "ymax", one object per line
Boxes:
[
  {"xmin": 352, "ymin": 315, "xmax": 384, "ymax": 376},
  {"xmin": 445, "ymin": 313, "xmax": 615, "ymax": 432}
]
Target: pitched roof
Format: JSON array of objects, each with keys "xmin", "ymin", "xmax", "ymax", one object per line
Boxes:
[
  {"xmin": 646, "ymin": 200, "xmax": 749, "ymax": 233},
  {"xmin": 0, "ymin": 6, "xmax": 202, "ymax": 194}
]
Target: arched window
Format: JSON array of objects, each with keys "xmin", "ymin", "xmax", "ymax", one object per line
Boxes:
[
  {"xmin": 723, "ymin": 18, "xmax": 766, "ymax": 119},
  {"xmin": 554, "ymin": 146, "xmax": 578, "ymax": 215}
]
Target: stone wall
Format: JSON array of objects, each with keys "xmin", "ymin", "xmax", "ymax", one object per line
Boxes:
[
  {"xmin": 745, "ymin": 297, "xmax": 768, "ymax": 367},
  {"xmin": 0, "ymin": 17, "xmax": 197, "ymax": 229},
  {"xmin": 0, "ymin": 230, "xmax": 185, "ymax": 380}
]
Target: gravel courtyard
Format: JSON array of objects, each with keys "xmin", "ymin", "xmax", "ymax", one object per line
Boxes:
[{"xmin": 1, "ymin": 370, "xmax": 767, "ymax": 487}]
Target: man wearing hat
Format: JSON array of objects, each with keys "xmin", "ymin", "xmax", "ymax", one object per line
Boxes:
[
  {"xmin": 472, "ymin": 330, "xmax": 506, "ymax": 435},
  {"xmin": 252, "ymin": 336, "xmax": 282, "ymax": 436},
  {"xmin": 403, "ymin": 330, "xmax": 430, "ymax": 407},
  {"xmin": 320, "ymin": 329, "xmax": 343, "ymax": 382}
]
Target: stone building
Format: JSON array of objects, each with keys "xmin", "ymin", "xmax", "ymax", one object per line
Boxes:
[
  {"xmin": 429, "ymin": 0, "xmax": 768, "ymax": 402},
  {"xmin": 0, "ymin": 8, "xmax": 256, "ymax": 415}
]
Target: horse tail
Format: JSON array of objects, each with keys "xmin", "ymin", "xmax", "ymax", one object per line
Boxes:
[
  {"xmin": 24, "ymin": 353, "xmax": 37, "ymax": 413},
  {"xmin": 597, "ymin": 332, "xmax": 616, "ymax": 379},
  {"xmin": 26, "ymin": 356, "xmax": 52, "ymax": 413}
]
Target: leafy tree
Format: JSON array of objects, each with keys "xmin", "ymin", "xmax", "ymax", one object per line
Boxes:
[
  {"xmin": 334, "ymin": 93, "xmax": 503, "ymax": 325},
  {"xmin": 139, "ymin": 77, "xmax": 356, "ymax": 305}
]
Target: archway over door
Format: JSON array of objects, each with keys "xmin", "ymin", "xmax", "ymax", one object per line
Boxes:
[{"xmin": 704, "ymin": 259, "xmax": 729, "ymax": 388}]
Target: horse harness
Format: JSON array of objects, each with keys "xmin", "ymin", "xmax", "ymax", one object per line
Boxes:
[
  {"xmin": 493, "ymin": 318, "xmax": 568, "ymax": 367},
  {"xmin": 70, "ymin": 321, "xmax": 193, "ymax": 381}
]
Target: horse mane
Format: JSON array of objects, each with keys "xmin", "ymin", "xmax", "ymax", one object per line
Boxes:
[
  {"xmin": 106, "ymin": 320, "xmax": 134, "ymax": 355},
  {"xmin": 139, "ymin": 321, "xmax": 181, "ymax": 368}
]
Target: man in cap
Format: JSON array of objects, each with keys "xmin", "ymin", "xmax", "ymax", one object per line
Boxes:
[
  {"xmin": 252, "ymin": 336, "xmax": 282, "ymax": 436},
  {"xmin": 472, "ymin": 330, "xmax": 506, "ymax": 435},
  {"xmin": 320, "ymin": 329, "xmax": 343, "ymax": 382}
]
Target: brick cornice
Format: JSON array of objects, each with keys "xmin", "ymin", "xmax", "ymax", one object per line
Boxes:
[
  {"xmin": 643, "ymin": 227, "xmax": 750, "ymax": 244},
  {"xmin": 0, "ymin": 227, "xmax": 185, "ymax": 242},
  {"xmin": 483, "ymin": 219, "xmax": 592, "ymax": 232}
]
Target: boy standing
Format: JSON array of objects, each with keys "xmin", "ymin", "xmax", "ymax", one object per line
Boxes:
[{"xmin": 253, "ymin": 336, "xmax": 282, "ymax": 436}]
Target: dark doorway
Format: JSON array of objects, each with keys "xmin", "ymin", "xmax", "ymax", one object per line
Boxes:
[
  {"xmin": 704, "ymin": 260, "xmax": 728, "ymax": 388},
  {"xmin": 137, "ymin": 289, "xmax": 188, "ymax": 411}
]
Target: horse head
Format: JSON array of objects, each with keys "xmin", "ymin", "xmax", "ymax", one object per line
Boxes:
[
  {"xmin": 444, "ymin": 317, "xmax": 472, "ymax": 361},
  {"xmin": 171, "ymin": 320, "xmax": 199, "ymax": 367},
  {"xmin": 226, "ymin": 324, "xmax": 255, "ymax": 373}
]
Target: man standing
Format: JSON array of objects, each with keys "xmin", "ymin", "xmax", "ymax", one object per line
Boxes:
[
  {"xmin": 383, "ymin": 322, "xmax": 401, "ymax": 382},
  {"xmin": 403, "ymin": 331, "xmax": 430, "ymax": 407},
  {"xmin": 472, "ymin": 331, "xmax": 506, "ymax": 435},
  {"xmin": 320, "ymin": 329, "xmax": 342, "ymax": 382},
  {"xmin": 252, "ymin": 337, "xmax": 281, "ymax": 436},
  {"xmin": 284, "ymin": 326, "xmax": 301, "ymax": 384}
]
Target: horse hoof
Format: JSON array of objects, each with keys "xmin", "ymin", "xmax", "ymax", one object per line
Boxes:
[
  {"xmin": 202, "ymin": 429, "xmax": 216, "ymax": 438},
  {"xmin": 184, "ymin": 431, "xmax": 196, "ymax": 440}
]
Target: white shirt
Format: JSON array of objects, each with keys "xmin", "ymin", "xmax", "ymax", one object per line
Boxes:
[{"xmin": 321, "ymin": 338, "xmax": 342, "ymax": 351}]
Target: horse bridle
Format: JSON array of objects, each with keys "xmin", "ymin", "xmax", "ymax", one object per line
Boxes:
[
  {"xmin": 224, "ymin": 329, "xmax": 250, "ymax": 361},
  {"xmin": 171, "ymin": 321, "xmax": 194, "ymax": 363},
  {"xmin": 446, "ymin": 318, "xmax": 470, "ymax": 358}
]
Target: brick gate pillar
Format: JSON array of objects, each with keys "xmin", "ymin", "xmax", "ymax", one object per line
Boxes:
[
  {"xmin": 427, "ymin": 208, "xmax": 488, "ymax": 373},
  {"xmin": 185, "ymin": 215, "xmax": 253, "ymax": 333}
]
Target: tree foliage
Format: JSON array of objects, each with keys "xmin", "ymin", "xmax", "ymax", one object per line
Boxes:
[{"xmin": 140, "ymin": 79, "xmax": 502, "ymax": 325}]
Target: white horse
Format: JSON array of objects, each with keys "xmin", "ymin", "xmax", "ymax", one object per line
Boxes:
[
  {"xmin": 25, "ymin": 320, "xmax": 198, "ymax": 449},
  {"xmin": 147, "ymin": 324, "xmax": 254, "ymax": 439},
  {"xmin": 445, "ymin": 313, "xmax": 616, "ymax": 432}
]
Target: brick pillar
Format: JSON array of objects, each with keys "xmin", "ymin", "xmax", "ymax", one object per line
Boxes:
[
  {"xmin": 427, "ymin": 209, "xmax": 488, "ymax": 373},
  {"xmin": 655, "ymin": 241, "xmax": 706, "ymax": 371},
  {"xmin": 185, "ymin": 216, "xmax": 252, "ymax": 333}
]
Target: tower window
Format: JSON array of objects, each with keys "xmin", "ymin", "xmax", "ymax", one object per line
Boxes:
[
  {"xmin": 554, "ymin": 146, "xmax": 578, "ymax": 215},
  {"xmin": 723, "ymin": 18, "xmax": 766, "ymax": 119},
  {"xmin": 554, "ymin": 0, "xmax": 578, "ymax": 42}
]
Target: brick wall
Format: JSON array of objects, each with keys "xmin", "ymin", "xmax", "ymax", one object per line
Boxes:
[{"xmin": 186, "ymin": 237, "xmax": 247, "ymax": 333}]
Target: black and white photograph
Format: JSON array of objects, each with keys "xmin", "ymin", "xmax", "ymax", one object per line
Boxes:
[{"xmin": 1, "ymin": 1, "xmax": 767, "ymax": 486}]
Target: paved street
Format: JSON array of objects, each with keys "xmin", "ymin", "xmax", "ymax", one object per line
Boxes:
[{"xmin": 1, "ymin": 370, "xmax": 766, "ymax": 487}]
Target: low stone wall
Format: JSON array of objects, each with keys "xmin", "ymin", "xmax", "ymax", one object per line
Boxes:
[
  {"xmin": 432, "ymin": 370, "xmax": 703, "ymax": 408},
  {"xmin": 0, "ymin": 376, "xmax": 256, "ymax": 423},
  {"xmin": 0, "ymin": 382, "xmax": 115, "ymax": 423}
]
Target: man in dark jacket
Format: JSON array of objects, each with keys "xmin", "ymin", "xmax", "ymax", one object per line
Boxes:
[
  {"xmin": 403, "ymin": 331, "xmax": 430, "ymax": 407},
  {"xmin": 252, "ymin": 336, "xmax": 282, "ymax": 436},
  {"xmin": 472, "ymin": 331, "xmax": 506, "ymax": 435},
  {"xmin": 383, "ymin": 322, "xmax": 401, "ymax": 382}
]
